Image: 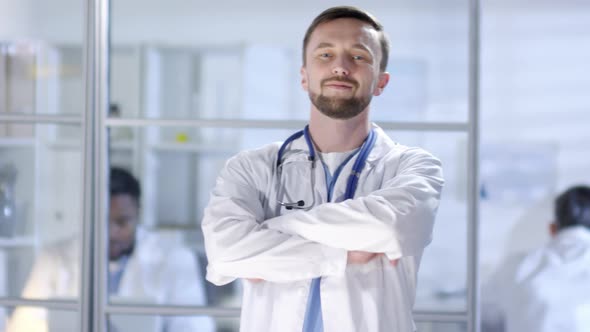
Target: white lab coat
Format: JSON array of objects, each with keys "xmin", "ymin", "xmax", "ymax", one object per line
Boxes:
[
  {"xmin": 202, "ymin": 125, "xmax": 444, "ymax": 332},
  {"xmin": 6, "ymin": 228, "xmax": 214, "ymax": 332},
  {"xmin": 481, "ymin": 226, "xmax": 590, "ymax": 332}
]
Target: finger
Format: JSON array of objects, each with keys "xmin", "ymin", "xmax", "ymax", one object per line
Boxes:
[
  {"xmin": 389, "ymin": 259, "xmax": 399, "ymax": 267},
  {"xmin": 246, "ymin": 278, "xmax": 264, "ymax": 283}
]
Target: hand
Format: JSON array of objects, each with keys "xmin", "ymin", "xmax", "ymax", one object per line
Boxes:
[
  {"xmin": 347, "ymin": 251, "xmax": 379, "ymax": 264},
  {"xmin": 246, "ymin": 278, "xmax": 264, "ymax": 283},
  {"xmin": 381, "ymin": 253, "xmax": 400, "ymax": 267},
  {"xmin": 389, "ymin": 258, "xmax": 399, "ymax": 267},
  {"xmin": 347, "ymin": 251, "xmax": 400, "ymax": 267}
]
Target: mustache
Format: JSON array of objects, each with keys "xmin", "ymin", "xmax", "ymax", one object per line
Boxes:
[{"xmin": 321, "ymin": 77, "xmax": 358, "ymax": 88}]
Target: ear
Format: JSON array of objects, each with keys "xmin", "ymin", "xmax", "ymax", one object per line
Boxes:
[
  {"xmin": 549, "ymin": 222, "xmax": 559, "ymax": 237},
  {"xmin": 300, "ymin": 66, "xmax": 309, "ymax": 92},
  {"xmin": 373, "ymin": 71, "xmax": 390, "ymax": 96}
]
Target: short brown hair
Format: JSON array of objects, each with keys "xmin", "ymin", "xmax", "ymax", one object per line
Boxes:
[{"xmin": 302, "ymin": 6, "xmax": 390, "ymax": 72}]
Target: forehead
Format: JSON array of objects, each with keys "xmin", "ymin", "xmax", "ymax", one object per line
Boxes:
[
  {"xmin": 109, "ymin": 194, "xmax": 138, "ymax": 215},
  {"xmin": 307, "ymin": 18, "xmax": 380, "ymax": 52}
]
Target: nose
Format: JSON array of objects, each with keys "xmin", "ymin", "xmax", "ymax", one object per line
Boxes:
[
  {"xmin": 332, "ymin": 57, "xmax": 351, "ymax": 76},
  {"xmin": 109, "ymin": 221, "xmax": 122, "ymax": 238}
]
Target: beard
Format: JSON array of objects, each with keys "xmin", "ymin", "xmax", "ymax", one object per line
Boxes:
[
  {"xmin": 309, "ymin": 78, "xmax": 372, "ymax": 120},
  {"xmin": 109, "ymin": 240, "xmax": 135, "ymax": 261}
]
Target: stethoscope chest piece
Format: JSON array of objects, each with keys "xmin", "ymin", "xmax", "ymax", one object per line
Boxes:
[{"xmin": 275, "ymin": 125, "xmax": 376, "ymax": 211}]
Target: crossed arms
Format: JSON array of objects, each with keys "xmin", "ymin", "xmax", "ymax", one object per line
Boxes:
[{"xmin": 202, "ymin": 147, "xmax": 444, "ymax": 285}]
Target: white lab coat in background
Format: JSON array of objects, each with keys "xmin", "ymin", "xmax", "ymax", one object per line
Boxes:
[
  {"xmin": 202, "ymin": 125, "xmax": 444, "ymax": 332},
  {"xmin": 6, "ymin": 228, "xmax": 214, "ymax": 332},
  {"xmin": 482, "ymin": 226, "xmax": 590, "ymax": 332}
]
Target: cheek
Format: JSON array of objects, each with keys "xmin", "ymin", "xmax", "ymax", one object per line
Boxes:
[
  {"xmin": 124, "ymin": 226, "xmax": 136, "ymax": 239},
  {"xmin": 306, "ymin": 72, "xmax": 321, "ymax": 90}
]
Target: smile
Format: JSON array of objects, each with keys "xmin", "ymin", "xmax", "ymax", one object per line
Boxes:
[{"xmin": 323, "ymin": 82, "xmax": 355, "ymax": 91}]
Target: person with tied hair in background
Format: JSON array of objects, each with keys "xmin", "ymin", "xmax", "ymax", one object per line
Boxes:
[
  {"xmin": 7, "ymin": 167, "xmax": 214, "ymax": 332},
  {"xmin": 482, "ymin": 185, "xmax": 590, "ymax": 332},
  {"xmin": 202, "ymin": 5, "xmax": 444, "ymax": 332}
]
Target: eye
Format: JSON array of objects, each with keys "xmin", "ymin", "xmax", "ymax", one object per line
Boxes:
[
  {"xmin": 352, "ymin": 55, "xmax": 365, "ymax": 61},
  {"xmin": 318, "ymin": 52, "xmax": 332, "ymax": 59}
]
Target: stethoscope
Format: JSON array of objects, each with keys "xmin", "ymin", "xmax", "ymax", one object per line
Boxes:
[{"xmin": 276, "ymin": 125, "xmax": 377, "ymax": 210}]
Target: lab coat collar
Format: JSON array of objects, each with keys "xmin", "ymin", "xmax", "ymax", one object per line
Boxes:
[
  {"xmin": 282, "ymin": 123, "xmax": 396, "ymax": 166},
  {"xmin": 555, "ymin": 225, "xmax": 590, "ymax": 243}
]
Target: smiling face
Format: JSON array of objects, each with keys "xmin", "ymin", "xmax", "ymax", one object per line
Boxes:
[{"xmin": 301, "ymin": 18, "xmax": 389, "ymax": 119}]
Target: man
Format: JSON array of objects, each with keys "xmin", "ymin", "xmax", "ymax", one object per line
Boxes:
[
  {"xmin": 7, "ymin": 167, "xmax": 214, "ymax": 332},
  {"xmin": 202, "ymin": 6, "xmax": 444, "ymax": 332},
  {"xmin": 482, "ymin": 185, "xmax": 590, "ymax": 332}
]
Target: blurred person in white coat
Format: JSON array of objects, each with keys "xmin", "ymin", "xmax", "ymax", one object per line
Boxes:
[
  {"xmin": 7, "ymin": 167, "xmax": 214, "ymax": 332},
  {"xmin": 482, "ymin": 185, "xmax": 590, "ymax": 332},
  {"xmin": 202, "ymin": 6, "xmax": 444, "ymax": 332}
]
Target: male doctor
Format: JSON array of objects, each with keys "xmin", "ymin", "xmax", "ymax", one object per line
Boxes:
[
  {"xmin": 202, "ymin": 6, "xmax": 444, "ymax": 332},
  {"xmin": 481, "ymin": 185, "xmax": 590, "ymax": 332},
  {"xmin": 7, "ymin": 167, "xmax": 214, "ymax": 332}
]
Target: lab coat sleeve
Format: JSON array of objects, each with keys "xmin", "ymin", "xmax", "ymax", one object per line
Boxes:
[
  {"xmin": 202, "ymin": 150, "xmax": 348, "ymax": 286},
  {"xmin": 6, "ymin": 250, "xmax": 60, "ymax": 332},
  {"xmin": 164, "ymin": 247, "xmax": 216, "ymax": 332},
  {"xmin": 265, "ymin": 147, "xmax": 444, "ymax": 259}
]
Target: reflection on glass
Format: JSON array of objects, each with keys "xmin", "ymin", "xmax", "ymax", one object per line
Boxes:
[
  {"xmin": 5, "ymin": 307, "xmax": 78, "ymax": 332},
  {"xmin": 387, "ymin": 131, "xmax": 468, "ymax": 311}
]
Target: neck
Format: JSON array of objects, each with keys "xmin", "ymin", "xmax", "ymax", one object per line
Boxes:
[{"xmin": 308, "ymin": 108, "xmax": 371, "ymax": 153}]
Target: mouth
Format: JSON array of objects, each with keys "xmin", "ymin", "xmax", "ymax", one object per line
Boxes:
[
  {"xmin": 324, "ymin": 83, "xmax": 353, "ymax": 90},
  {"xmin": 323, "ymin": 80, "xmax": 357, "ymax": 91}
]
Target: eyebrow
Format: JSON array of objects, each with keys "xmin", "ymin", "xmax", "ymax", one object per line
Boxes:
[
  {"xmin": 313, "ymin": 42, "xmax": 372, "ymax": 54},
  {"xmin": 314, "ymin": 42, "xmax": 334, "ymax": 50},
  {"xmin": 351, "ymin": 43, "xmax": 372, "ymax": 54}
]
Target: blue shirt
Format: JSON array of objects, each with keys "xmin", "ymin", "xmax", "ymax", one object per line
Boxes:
[{"xmin": 302, "ymin": 149, "xmax": 359, "ymax": 332}]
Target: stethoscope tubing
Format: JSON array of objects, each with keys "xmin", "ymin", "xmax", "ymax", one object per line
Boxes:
[{"xmin": 276, "ymin": 125, "xmax": 376, "ymax": 207}]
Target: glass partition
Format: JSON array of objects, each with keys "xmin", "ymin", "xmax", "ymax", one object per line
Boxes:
[
  {"xmin": 0, "ymin": 124, "xmax": 82, "ymax": 300},
  {"xmin": 415, "ymin": 321, "xmax": 467, "ymax": 332},
  {"xmin": 3, "ymin": 306, "xmax": 78, "ymax": 332},
  {"xmin": 107, "ymin": 313, "xmax": 236, "ymax": 332},
  {"xmin": 0, "ymin": 0, "xmax": 84, "ymax": 116},
  {"xmin": 110, "ymin": 1, "xmax": 469, "ymax": 123},
  {"xmin": 392, "ymin": 131, "xmax": 468, "ymax": 312}
]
